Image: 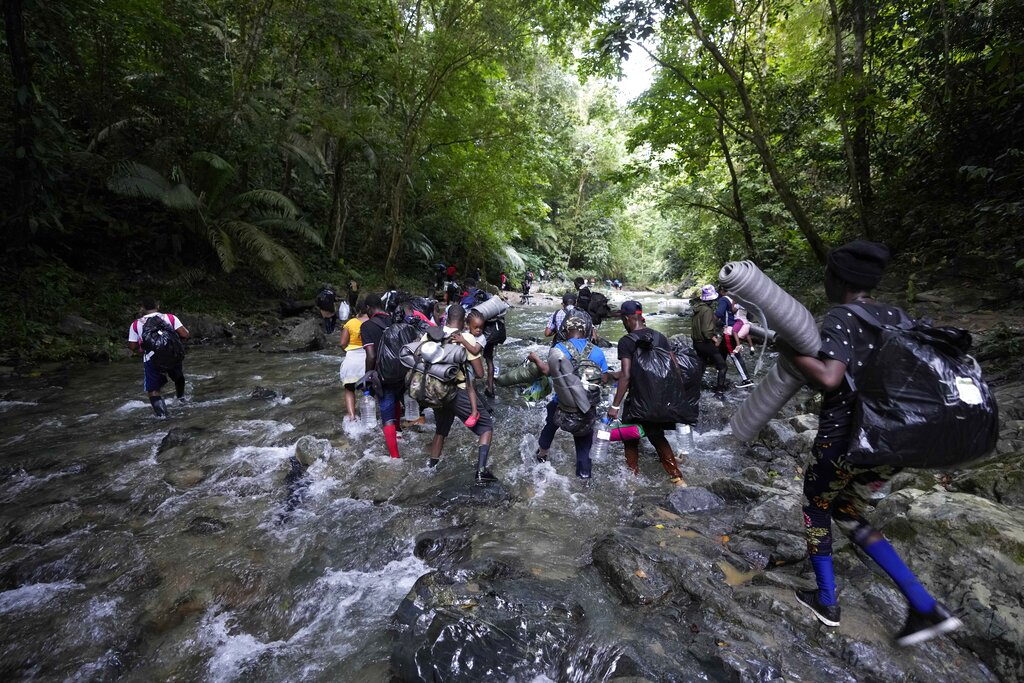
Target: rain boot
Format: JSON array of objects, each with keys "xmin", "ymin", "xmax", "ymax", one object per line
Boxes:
[{"xmin": 150, "ymin": 396, "xmax": 168, "ymax": 417}]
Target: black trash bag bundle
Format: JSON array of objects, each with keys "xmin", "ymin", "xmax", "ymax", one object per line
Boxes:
[
  {"xmin": 587, "ymin": 292, "xmax": 613, "ymax": 325},
  {"xmin": 484, "ymin": 317, "xmax": 507, "ymax": 345},
  {"xmin": 842, "ymin": 304, "xmax": 998, "ymax": 469},
  {"xmin": 376, "ymin": 321, "xmax": 422, "ymax": 384},
  {"xmin": 315, "ymin": 286, "xmax": 337, "ymax": 311},
  {"xmin": 624, "ymin": 332, "xmax": 697, "ymax": 425},
  {"xmin": 669, "ymin": 338, "xmax": 705, "ymax": 420},
  {"xmin": 142, "ymin": 316, "xmax": 186, "ymax": 371}
]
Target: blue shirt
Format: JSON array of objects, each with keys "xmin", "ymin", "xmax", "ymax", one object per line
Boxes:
[
  {"xmin": 551, "ymin": 338, "xmax": 608, "ymax": 404},
  {"xmin": 715, "ymin": 296, "xmax": 735, "ymax": 327}
]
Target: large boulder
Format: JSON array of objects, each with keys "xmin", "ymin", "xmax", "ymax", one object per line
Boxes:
[
  {"xmin": 180, "ymin": 313, "xmax": 234, "ymax": 342},
  {"xmin": 949, "ymin": 452, "xmax": 1024, "ymax": 506},
  {"xmin": 267, "ymin": 317, "xmax": 326, "ymax": 353},
  {"xmin": 872, "ymin": 488, "xmax": 1024, "ymax": 681}
]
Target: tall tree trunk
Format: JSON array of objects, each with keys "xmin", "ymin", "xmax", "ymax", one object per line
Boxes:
[
  {"xmin": 828, "ymin": 0, "xmax": 869, "ymax": 237},
  {"xmin": 384, "ymin": 168, "xmax": 406, "ymax": 287},
  {"xmin": 4, "ymin": 0, "xmax": 36, "ymax": 245},
  {"xmin": 328, "ymin": 141, "xmax": 349, "ymax": 258},
  {"xmin": 851, "ymin": 0, "xmax": 874, "ymax": 238},
  {"xmin": 679, "ymin": 0, "xmax": 829, "ymax": 264},
  {"xmin": 716, "ymin": 110, "xmax": 756, "ymax": 258}
]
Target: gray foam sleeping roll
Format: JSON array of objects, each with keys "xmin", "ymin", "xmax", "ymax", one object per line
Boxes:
[
  {"xmin": 547, "ymin": 346, "xmax": 591, "ymax": 413},
  {"xmin": 718, "ymin": 260, "xmax": 818, "ymax": 442},
  {"xmin": 472, "ymin": 297, "xmax": 510, "ymax": 320}
]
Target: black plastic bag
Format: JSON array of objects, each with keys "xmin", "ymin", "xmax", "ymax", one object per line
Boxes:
[
  {"xmin": 842, "ymin": 304, "xmax": 998, "ymax": 468},
  {"xmin": 554, "ymin": 405, "xmax": 596, "ymax": 437},
  {"xmin": 669, "ymin": 340, "xmax": 705, "ymax": 420},
  {"xmin": 624, "ymin": 332, "xmax": 698, "ymax": 425},
  {"xmin": 484, "ymin": 317, "xmax": 507, "ymax": 345},
  {"xmin": 376, "ymin": 322, "xmax": 420, "ymax": 384}
]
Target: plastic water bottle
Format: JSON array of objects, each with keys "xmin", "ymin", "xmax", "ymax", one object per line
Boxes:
[
  {"xmin": 492, "ymin": 362, "xmax": 500, "ymax": 378},
  {"xmin": 360, "ymin": 391, "xmax": 377, "ymax": 427},
  {"xmin": 676, "ymin": 423, "xmax": 696, "ymax": 454},
  {"xmin": 404, "ymin": 396, "xmax": 419, "ymax": 421},
  {"xmin": 592, "ymin": 418, "xmax": 612, "ymax": 460}
]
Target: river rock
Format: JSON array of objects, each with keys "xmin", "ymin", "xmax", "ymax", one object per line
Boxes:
[
  {"xmin": 668, "ymin": 487, "xmax": 725, "ymax": 514},
  {"xmin": 57, "ymin": 314, "xmax": 106, "ymax": 337},
  {"xmin": 873, "ymin": 488, "xmax": 1024, "ymax": 681},
  {"xmin": 391, "ymin": 569, "xmax": 584, "ymax": 682},
  {"xmin": 158, "ymin": 427, "xmax": 204, "ymax": 454},
  {"xmin": 788, "ymin": 413, "xmax": 818, "ymax": 433},
  {"xmin": 949, "ymin": 452, "xmax": 1024, "ymax": 506},
  {"xmin": 413, "ymin": 527, "xmax": 472, "ymax": 569},
  {"xmin": 180, "ymin": 313, "xmax": 234, "ymax": 342},
  {"xmin": 758, "ymin": 420, "xmax": 799, "ymax": 453},
  {"xmin": 267, "ymin": 317, "xmax": 325, "ymax": 353},
  {"xmin": 185, "ymin": 516, "xmax": 228, "ymax": 535},
  {"xmin": 165, "ymin": 469, "xmax": 205, "ymax": 488},
  {"xmin": 592, "ymin": 531, "xmax": 674, "ymax": 606},
  {"xmin": 12, "ymin": 501, "xmax": 83, "ymax": 544},
  {"xmin": 250, "ymin": 385, "xmax": 278, "ymax": 400},
  {"xmin": 294, "ymin": 435, "xmax": 330, "ymax": 468}
]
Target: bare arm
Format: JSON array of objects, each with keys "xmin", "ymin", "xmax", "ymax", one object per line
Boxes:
[
  {"xmin": 789, "ymin": 354, "xmax": 847, "ymax": 391},
  {"xmin": 176, "ymin": 326, "xmax": 190, "ymax": 340},
  {"xmin": 607, "ymin": 357, "xmax": 631, "ymax": 420},
  {"xmin": 527, "ymin": 351, "xmax": 550, "ymax": 376},
  {"xmin": 364, "ymin": 345, "xmax": 376, "ymax": 373},
  {"xmin": 339, "ymin": 327, "xmax": 350, "ymax": 349}
]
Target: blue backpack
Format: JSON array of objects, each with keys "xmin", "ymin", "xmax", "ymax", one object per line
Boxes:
[{"xmin": 460, "ymin": 287, "xmax": 488, "ymax": 310}]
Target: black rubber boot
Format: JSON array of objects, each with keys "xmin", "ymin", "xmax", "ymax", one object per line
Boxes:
[
  {"xmin": 715, "ymin": 367, "xmax": 728, "ymax": 391},
  {"xmin": 150, "ymin": 396, "xmax": 168, "ymax": 417},
  {"xmin": 174, "ymin": 378, "xmax": 186, "ymax": 399}
]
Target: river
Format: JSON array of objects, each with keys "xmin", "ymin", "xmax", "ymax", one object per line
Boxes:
[{"xmin": 0, "ymin": 295, "xmax": 769, "ymax": 681}]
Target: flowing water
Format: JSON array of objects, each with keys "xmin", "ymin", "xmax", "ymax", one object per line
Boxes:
[{"xmin": 0, "ymin": 294, "xmax": 760, "ymax": 681}]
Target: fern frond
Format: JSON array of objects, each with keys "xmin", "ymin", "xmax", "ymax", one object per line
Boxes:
[
  {"xmin": 108, "ymin": 161, "xmax": 172, "ymax": 201},
  {"xmin": 232, "ymin": 190, "xmax": 299, "ymax": 218},
  {"xmin": 253, "ymin": 217, "xmax": 324, "ymax": 246},
  {"xmin": 225, "ymin": 221, "xmax": 306, "ymax": 289},
  {"xmin": 282, "ymin": 133, "xmax": 328, "ymax": 176}
]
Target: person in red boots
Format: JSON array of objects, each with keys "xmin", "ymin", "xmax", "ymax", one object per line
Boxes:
[{"xmin": 360, "ymin": 294, "xmax": 402, "ymax": 458}]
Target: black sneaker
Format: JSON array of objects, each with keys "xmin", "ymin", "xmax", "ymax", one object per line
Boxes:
[
  {"xmin": 734, "ymin": 380, "xmax": 755, "ymax": 389},
  {"xmin": 795, "ymin": 589, "xmax": 841, "ymax": 627},
  {"xmin": 895, "ymin": 603, "xmax": 962, "ymax": 647},
  {"xmin": 475, "ymin": 468, "xmax": 498, "ymax": 485},
  {"xmin": 535, "ymin": 449, "xmax": 547, "ymax": 464}
]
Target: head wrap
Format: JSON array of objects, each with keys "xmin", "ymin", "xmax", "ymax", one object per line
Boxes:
[{"xmin": 827, "ymin": 240, "xmax": 890, "ymax": 289}]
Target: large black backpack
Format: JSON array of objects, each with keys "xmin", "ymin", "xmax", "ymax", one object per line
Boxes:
[
  {"xmin": 141, "ymin": 315, "xmax": 185, "ymax": 371},
  {"xmin": 623, "ymin": 330, "xmax": 697, "ymax": 425},
  {"xmin": 587, "ymin": 292, "xmax": 612, "ymax": 325},
  {"xmin": 375, "ymin": 318, "xmax": 429, "ymax": 384},
  {"xmin": 484, "ymin": 317, "xmax": 507, "ymax": 345},
  {"xmin": 840, "ymin": 304, "xmax": 998, "ymax": 468},
  {"xmin": 577, "ymin": 286, "xmax": 592, "ymax": 313},
  {"xmin": 315, "ymin": 287, "xmax": 337, "ymax": 311}
]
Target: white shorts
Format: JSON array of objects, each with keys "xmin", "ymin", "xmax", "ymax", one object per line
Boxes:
[{"xmin": 340, "ymin": 348, "xmax": 367, "ymax": 386}]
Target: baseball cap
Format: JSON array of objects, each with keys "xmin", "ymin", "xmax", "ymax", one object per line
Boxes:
[
  {"xmin": 618, "ymin": 300, "xmax": 643, "ymax": 316},
  {"xmin": 562, "ymin": 292, "xmax": 577, "ymax": 306}
]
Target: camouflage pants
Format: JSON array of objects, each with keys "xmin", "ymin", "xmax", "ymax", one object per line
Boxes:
[{"xmin": 802, "ymin": 439, "xmax": 901, "ymax": 556}]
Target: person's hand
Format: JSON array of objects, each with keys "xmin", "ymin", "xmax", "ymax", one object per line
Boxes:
[{"xmin": 607, "ymin": 405, "xmax": 620, "ymax": 421}]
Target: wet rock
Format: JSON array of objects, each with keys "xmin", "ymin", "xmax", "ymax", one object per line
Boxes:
[
  {"xmin": 180, "ymin": 313, "xmax": 234, "ymax": 342},
  {"xmin": 294, "ymin": 435, "xmax": 330, "ymax": 468},
  {"xmin": 185, "ymin": 516, "xmax": 228, "ymax": 535},
  {"xmin": 759, "ymin": 420, "xmax": 799, "ymax": 454},
  {"xmin": 873, "ymin": 488, "xmax": 1024, "ymax": 681},
  {"xmin": 391, "ymin": 570, "xmax": 584, "ymax": 682},
  {"xmin": 788, "ymin": 413, "xmax": 819, "ymax": 433},
  {"xmin": 57, "ymin": 314, "xmax": 105, "ymax": 337},
  {"xmin": 887, "ymin": 470, "xmax": 939, "ymax": 494},
  {"xmin": 413, "ymin": 527, "xmax": 472, "ymax": 569},
  {"xmin": 668, "ymin": 487, "xmax": 725, "ymax": 514},
  {"xmin": 949, "ymin": 453, "xmax": 1024, "ymax": 506},
  {"xmin": 158, "ymin": 427, "xmax": 204, "ymax": 454},
  {"xmin": 250, "ymin": 385, "xmax": 278, "ymax": 400},
  {"xmin": 592, "ymin": 532, "xmax": 674, "ymax": 606},
  {"xmin": 266, "ymin": 317, "xmax": 325, "ymax": 353},
  {"xmin": 12, "ymin": 502, "xmax": 83, "ymax": 543},
  {"xmin": 165, "ymin": 469, "xmax": 205, "ymax": 488},
  {"xmin": 707, "ymin": 475, "xmax": 777, "ymax": 503}
]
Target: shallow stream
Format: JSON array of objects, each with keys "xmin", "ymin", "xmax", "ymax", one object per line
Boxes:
[{"xmin": 0, "ymin": 295, "xmax": 771, "ymax": 681}]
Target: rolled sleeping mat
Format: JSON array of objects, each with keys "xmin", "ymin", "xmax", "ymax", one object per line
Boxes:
[
  {"xmin": 746, "ymin": 324, "xmax": 775, "ymax": 343},
  {"xmin": 472, "ymin": 297, "xmax": 510, "ymax": 320},
  {"xmin": 547, "ymin": 346, "xmax": 592, "ymax": 413},
  {"xmin": 718, "ymin": 261, "xmax": 819, "ymax": 442},
  {"xmin": 496, "ymin": 362, "xmax": 542, "ymax": 387},
  {"xmin": 719, "ymin": 261, "xmax": 818, "ymax": 355},
  {"xmin": 399, "ymin": 340, "xmax": 468, "ymax": 370},
  {"xmin": 412, "ymin": 361, "xmax": 461, "ymax": 382}
]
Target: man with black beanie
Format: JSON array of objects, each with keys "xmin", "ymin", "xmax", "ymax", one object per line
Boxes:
[{"xmin": 777, "ymin": 240, "xmax": 962, "ymax": 647}]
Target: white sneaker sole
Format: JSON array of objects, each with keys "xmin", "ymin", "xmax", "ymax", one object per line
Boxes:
[
  {"xmin": 896, "ymin": 616, "xmax": 962, "ymax": 647},
  {"xmin": 795, "ymin": 592, "xmax": 841, "ymax": 627}
]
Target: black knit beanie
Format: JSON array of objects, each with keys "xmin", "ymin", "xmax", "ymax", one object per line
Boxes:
[{"xmin": 827, "ymin": 240, "xmax": 890, "ymax": 289}]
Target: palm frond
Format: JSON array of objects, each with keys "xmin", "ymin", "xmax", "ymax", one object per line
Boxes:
[
  {"xmin": 282, "ymin": 133, "xmax": 328, "ymax": 176},
  {"xmin": 88, "ymin": 116, "xmax": 153, "ymax": 152},
  {"xmin": 401, "ymin": 230, "xmax": 436, "ymax": 263},
  {"xmin": 108, "ymin": 161, "xmax": 173, "ymax": 202},
  {"xmin": 223, "ymin": 221, "xmax": 306, "ymax": 290},
  {"xmin": 209, "ymin": 227, "xmax": 237, "ymax": 273},
  {"xmin": 232, "ymin": 190, "xmax": 300, "ymax": 218},
  {"xmin": 500, "ymin": 245, "xmax": 526, "ymax": 271},
  {"xmin": 162, "ymin": 182, "xmax": 203, "ymax": 211},
  {"xmin": 190, "ymin": 152, "xmax": 236, "ymax": 207},
  {"xmin": 253, "ymin": 217, "xmax": 324, "ymax": 246}
]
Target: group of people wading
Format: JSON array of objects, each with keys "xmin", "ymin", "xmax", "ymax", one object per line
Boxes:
[{"xmin": 127, "ymin": 241, "xmax": 965, "ymax": 648}]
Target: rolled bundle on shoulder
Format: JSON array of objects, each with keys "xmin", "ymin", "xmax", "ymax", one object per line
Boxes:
[
  {"xmin": 472, "ymin": 297, "xmax": 510, "ymax": 320},
  {"xmin": 548, "ymin": 346, "xmax": 591, "ymax": 413},
  {"xmin": 496, "ymin": 362, "xmax": 542, "ymax": 387}
]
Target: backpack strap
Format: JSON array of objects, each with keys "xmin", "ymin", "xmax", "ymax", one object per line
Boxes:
[
  {"xmin": 841, "ymin": 302, "xmax": 913, "ymax": 331},
  {"xmin": 561, "ymin": 340, "xmax": 583, "ymax": 369}
]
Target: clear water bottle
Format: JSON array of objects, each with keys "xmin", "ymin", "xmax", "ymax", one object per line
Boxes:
[
  {"xmin": 676, "ymin": 423, "xmax": 696, "ymax": 454},
  {"xmin": 404, "ymin": 396, "xmax": 419, "ymax": 421},
  {"xmin": 492, "ymin": 362, "xmax": 500, "ymax": 378},
  {"xmin": 360, "ymin": 391, "xmax": 377, "ymax": 427},
  {"xmin": 592, "ymin": 418, "xmax": 612, "ymax": 460}
]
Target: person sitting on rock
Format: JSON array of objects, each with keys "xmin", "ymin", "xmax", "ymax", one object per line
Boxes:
[{"xmin": 778, "ymin": 239, "xmax": 962, "ymax": 646}]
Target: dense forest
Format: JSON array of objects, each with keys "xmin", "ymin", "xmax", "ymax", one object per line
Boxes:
[{"xmin": 1, "ymin": 0, "xmax": 1022, "ymax": 361}]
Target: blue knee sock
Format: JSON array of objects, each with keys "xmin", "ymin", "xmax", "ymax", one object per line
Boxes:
[
  {"xmin": 477, "ymin": 444, "xmax": 490, "ymax": 471},
  {"xmin": 810, "ymin": 554, "xmax": 837, "ymax": 606},
  {"xmin": 862, "ymin": 538, "xmax": 936, "ymax": 613}
]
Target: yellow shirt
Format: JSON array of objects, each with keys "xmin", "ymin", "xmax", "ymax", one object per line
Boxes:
[{"xmin": 343, "ymin": 317, "xmax": 364, "ymax": 351}]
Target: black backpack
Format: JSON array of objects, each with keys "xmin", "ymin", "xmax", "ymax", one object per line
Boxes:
[
  {"xmin": 587, "ymin": 292, "xmax": 612, "ymax": 325},
  {"xmin": 375, "ymin": 318, "xmax": 429, "ymax": 384},
  {"xmin": 141, "ymin": 315, "xmax": 185, "ymax": 371},
  {"xmin": 483, "ymin": 317, "xmax": 507, "ymax": 345},
  {"xmin": 623, "ymin": 330, "xmax": 697, "ymax": 425},
  {"xmin": 840, "ymin": 303, "xmax": 998, "ymax": 469},
  {"xmin": 315, "ymin": 287, "xmax": 337, "ymax": 311},
  {"xmin": 577, "ymin": 286, "xmax": 592, "ymax": 313}
]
